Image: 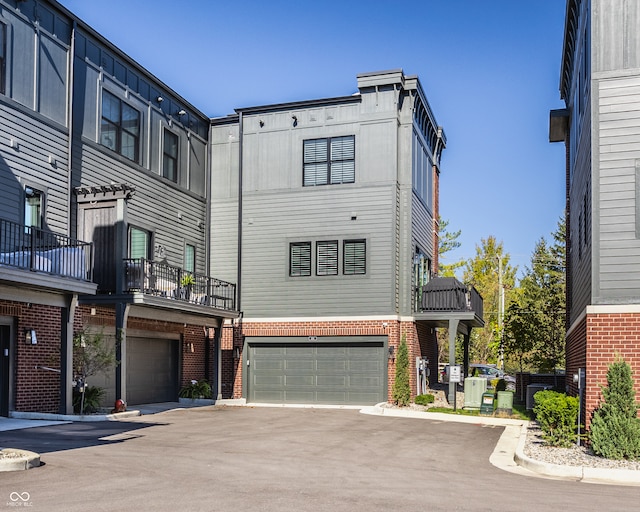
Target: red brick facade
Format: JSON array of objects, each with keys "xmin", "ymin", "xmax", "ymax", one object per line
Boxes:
[
  {"xmin": 2, "ymin": 299, "xmax": 214, "ymax": 413},
  {"xmin": 567, "ymin": 310, "xmax": 640, "ymax": 428},
  {"xmin": 222, "ymin": 319, "xmax": 438, "ymax": 401},
  {"xmin": 1, "ymin": 300, "xmax": 64, "ymax": 414}
]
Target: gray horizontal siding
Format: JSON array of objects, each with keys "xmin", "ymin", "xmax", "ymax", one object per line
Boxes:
[
  {"xmin": 240, "ymin": 185, "xmax": 396, "ymax": 317},
  {"xmin": 73, "ymin": 142, "xmax": 207, "ymax": 273},
  {"xmin": 568, "ymin": 92, "xmax": 592, "ymax": 324},
  {"xmin": 0, "ymin": 99, "xmax": 69, "ymax": 234},
  {"xmin": 594, "ymin": 73, "xmax": 640, "ymax": 303},
  {"xmin": 210, "ymin": 199, "xmax": 238, "ymax": 285},
  {"xmin": 412, "ymin": 194, "xmax": 434, "ymax": 258}
]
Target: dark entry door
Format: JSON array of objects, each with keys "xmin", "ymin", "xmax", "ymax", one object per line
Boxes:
[{"xmin": 0, "ymin": 325, "xmax": 10, "ymax": 417}]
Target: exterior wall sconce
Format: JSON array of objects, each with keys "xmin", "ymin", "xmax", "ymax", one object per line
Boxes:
[
  {"xmin": 259, "ymin": 120, "xmax": 264, "ymax": 127},
  {"xmin": 291, "ymin": 115, "xmax": 297, "ymax": 127},
  {"xmin": 184, "ymin": 342, "xmax": 194, "ymax": 353},
  {"xmin": 156, "ymin": 96, "xmax": 164, "ymax": 103},
  {"xmin": 388, "ymin": 346, "xmax": 395, "ymax": 361},
  {"xmin": 177, "ymin": 109, "xmax": 186, "ymax": 116},
  {"xmin": 233, "ymin": 347, "xmax": 241, "ymax": 359},
  {"xmin": 25, "ymin": 329, "xmax": 37, "ymax": 345}
]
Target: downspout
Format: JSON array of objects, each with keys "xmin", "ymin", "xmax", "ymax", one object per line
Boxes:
[
  {"xmin": 237, "ymin": 112, "xmax": 243, "ymax": 312},
  {"xmin": 205, "ymin": 123, "xmax": 212, "ymax": 279},
  {"xmin": 431, "ymin": 127, "xmax": 444, "ymax": 274},
  {"xmin": 60, "ymin": 23, "xmax": 77, "ymax": 415},
  {"xmin": 67, "ymin": 22, "xmax": 77, "ymax": 235},
  {"xmin": 236, "ymin": 112, "xmax": 244, "ymax": 400}
]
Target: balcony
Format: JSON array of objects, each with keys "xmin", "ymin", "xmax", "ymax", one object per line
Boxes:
[
  {"xmin": 124, "ymin": 258, "xmax": 236, "ymax": 312},
  {"xmin": 416, "ymin": 277, "xmax": 484, "ymax": 329},
  {"xmin": 0, "ymin": 217, "xmax": 95, "ymax": 294}
]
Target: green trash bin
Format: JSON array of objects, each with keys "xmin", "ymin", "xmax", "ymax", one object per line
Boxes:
[
  {"xmin": 496, "ymin": 391, "xmax": 513, "ymax": 414},
  {"xmin": 479, "ymin": 392, "xmax": 494, "ymax": 415}
]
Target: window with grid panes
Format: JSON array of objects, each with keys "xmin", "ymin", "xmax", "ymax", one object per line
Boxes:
[
  {"xmin": 303, "ymin": 136, "xmax": 355, "ymax": 186},
  {"xmin": 101, "ymin": 90, "xmax": 140, "ymax": 162},
  {"xmin": 343, "ymin": 239, "xmax": 366, "ymax": 275},
  {"xmin": 290, "ymin": 242, "xmax": 311, "ymax": 277}
]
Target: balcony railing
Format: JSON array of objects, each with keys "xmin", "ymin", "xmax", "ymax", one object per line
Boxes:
[
  {"xmin": 0, "ymin": 217, "xmax": 93, "ymax": 282},
  {"xmin": 420, "ymin": 277, "xmax": 483, "ymax": 319},
  {"xmin": 124, "ymin": 258, "xmax": 236, "ymax": 311}
]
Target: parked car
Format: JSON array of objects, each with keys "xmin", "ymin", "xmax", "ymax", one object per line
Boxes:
[
  {"xmin": 440, "ymin": 363, "xmax": 515, "ymax": 390},
  {"xmin": 469, "ymin": 364, "xmax": 516, "ymax": 390},
  {"xmin": 440, "ymin": 364, "xmax": 463, "ymax": 384}
]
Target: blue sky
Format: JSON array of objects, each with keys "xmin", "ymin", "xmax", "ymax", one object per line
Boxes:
[{"xmin": 59, "ymin": 0, "xmax": 568, "ymax": 278}]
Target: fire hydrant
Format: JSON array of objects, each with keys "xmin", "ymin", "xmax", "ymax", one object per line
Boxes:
[{"xmin": 112, "ymin": 399, "xmax": 126, "ymax": 413}]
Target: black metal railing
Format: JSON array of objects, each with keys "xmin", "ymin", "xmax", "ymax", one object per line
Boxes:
[
  {"xmin": 420, "ymin": 277, "xmax": 483, "ymax": 319},
  {"xmin": 124, "ymin": 258, "xmax": 236, "ymax": 311},
  {"xmin": 0, "ymin": 217, "xmax": 93, "ymax": 282}
]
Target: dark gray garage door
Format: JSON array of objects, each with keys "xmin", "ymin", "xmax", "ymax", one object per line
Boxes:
[
  {"xmin": 127, "ymin": 337, "xmax": 179, "ymax": 405},
  {"xmin": 247, "ymin": 337, "xmax": 387, "ymax": 405}
]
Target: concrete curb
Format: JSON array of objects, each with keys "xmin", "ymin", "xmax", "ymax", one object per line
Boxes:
[
  {"xmin": 514, "ymin": 425, "xmax": 640, "ymax": 485},
  {"xmin": 10, "ymin": 410, "xmax": 141, "ymax": 422},
  {"xmin": 0, "ymin": 449, "xmax": 40, "ymax": 472},
  {"xmin": 366, "ymin": 403, "xmax": 640, "ymax": 486},
  {"xmin": 361, "ymin": 403, "xmax": 525, "ymax": 426}
]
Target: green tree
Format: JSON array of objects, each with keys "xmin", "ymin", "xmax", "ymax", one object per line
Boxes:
[
  {"xmin": 590, "ymin": 358, "xmax": 640, "ymax": 460},
  {"xmin": 392, "ymin": 335, "xmax": 411, "ymax": 406},
  {"xmin": 504, "ymin": 217, "xmax": 565, "ymax": 372},
  {"xmin": 438, "ymin": 217, "xmax": 465, "ymax": 277},
  {"xmin": 462, "ymin": 236, "xmax": 516, "ymax": 365},
  {"xmin": 73, "ymin": 329, "xmax": 118, "ymax": 413}
]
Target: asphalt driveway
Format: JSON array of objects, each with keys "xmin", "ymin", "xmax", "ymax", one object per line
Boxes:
[{"xmin": 0, "ymin": 406, "xmax": 638, "ymax": 511}]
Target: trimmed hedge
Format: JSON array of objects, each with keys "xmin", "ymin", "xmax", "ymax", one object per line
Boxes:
[
  {"xmin": 414, "ymin": 394, "xmax": 435, "ymax": 406},
  {"xmin": 533, "ymin": 390, "xmax": 579, "ymax": 447}
]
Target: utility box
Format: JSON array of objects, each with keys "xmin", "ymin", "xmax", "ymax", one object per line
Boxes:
[
  {"xmin": 480, "ymin": 392, "xmax": 495, "ymax": 415},
  {"xmin": 496, "ymin": 391, "xmax": 513, "ymax": 414},
  {"xmin": 526, "ymin": 384, "xmax": 552, "ymax": 410},
  {"xmin": 464, "ymin": 377, "xmax": 487, "ymax": 410}
]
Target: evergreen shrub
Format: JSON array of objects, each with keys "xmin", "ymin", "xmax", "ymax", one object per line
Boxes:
[
  {"xmin": 590, "ymin": 359, "xmax": 640, "ymax": 460},
  {"xmin": 392, "ymin": 335, "xmax": 411, "ymax": 406},
  {"xmin": 414, "ymin": 394, "xmax": 435, "ymax": 406},
  {"xmin": 533, "ymin": 390, "xmax": 579, "ymax": 447}
]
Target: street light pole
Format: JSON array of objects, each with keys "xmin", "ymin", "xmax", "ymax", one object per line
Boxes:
[{"xmin": 497, "ymin": 255, "xmax": 505, "ymax": 371}]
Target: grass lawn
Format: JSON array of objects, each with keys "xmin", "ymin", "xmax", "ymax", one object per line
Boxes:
[{"xmin": 425, "ymin": 403, "xmax": 532, "ymax": 421}]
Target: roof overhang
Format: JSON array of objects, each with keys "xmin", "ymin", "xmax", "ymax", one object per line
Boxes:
[
  {"xmin": 80, "ymin": 293, "xmax": 240, "ymax": 326},
  {"xmin": 414, "ymin": 311, "xmax": 484, "ymax": 335}
]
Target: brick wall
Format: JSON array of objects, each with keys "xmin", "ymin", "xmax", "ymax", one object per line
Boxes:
[
  {"xmin": 226, "ymin": 319, "xmax": 438, "ymax": 402},
  {"xmin": 75, "ymin": 304, "xmax": 211, "ymax": 397},
  {"xmin": 0, "ymin": 300, "xmax": 63, "ymax": 413},
  {"xmin": 584, "ymin": 312, "xmax": 640, "ymax": 428}
]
